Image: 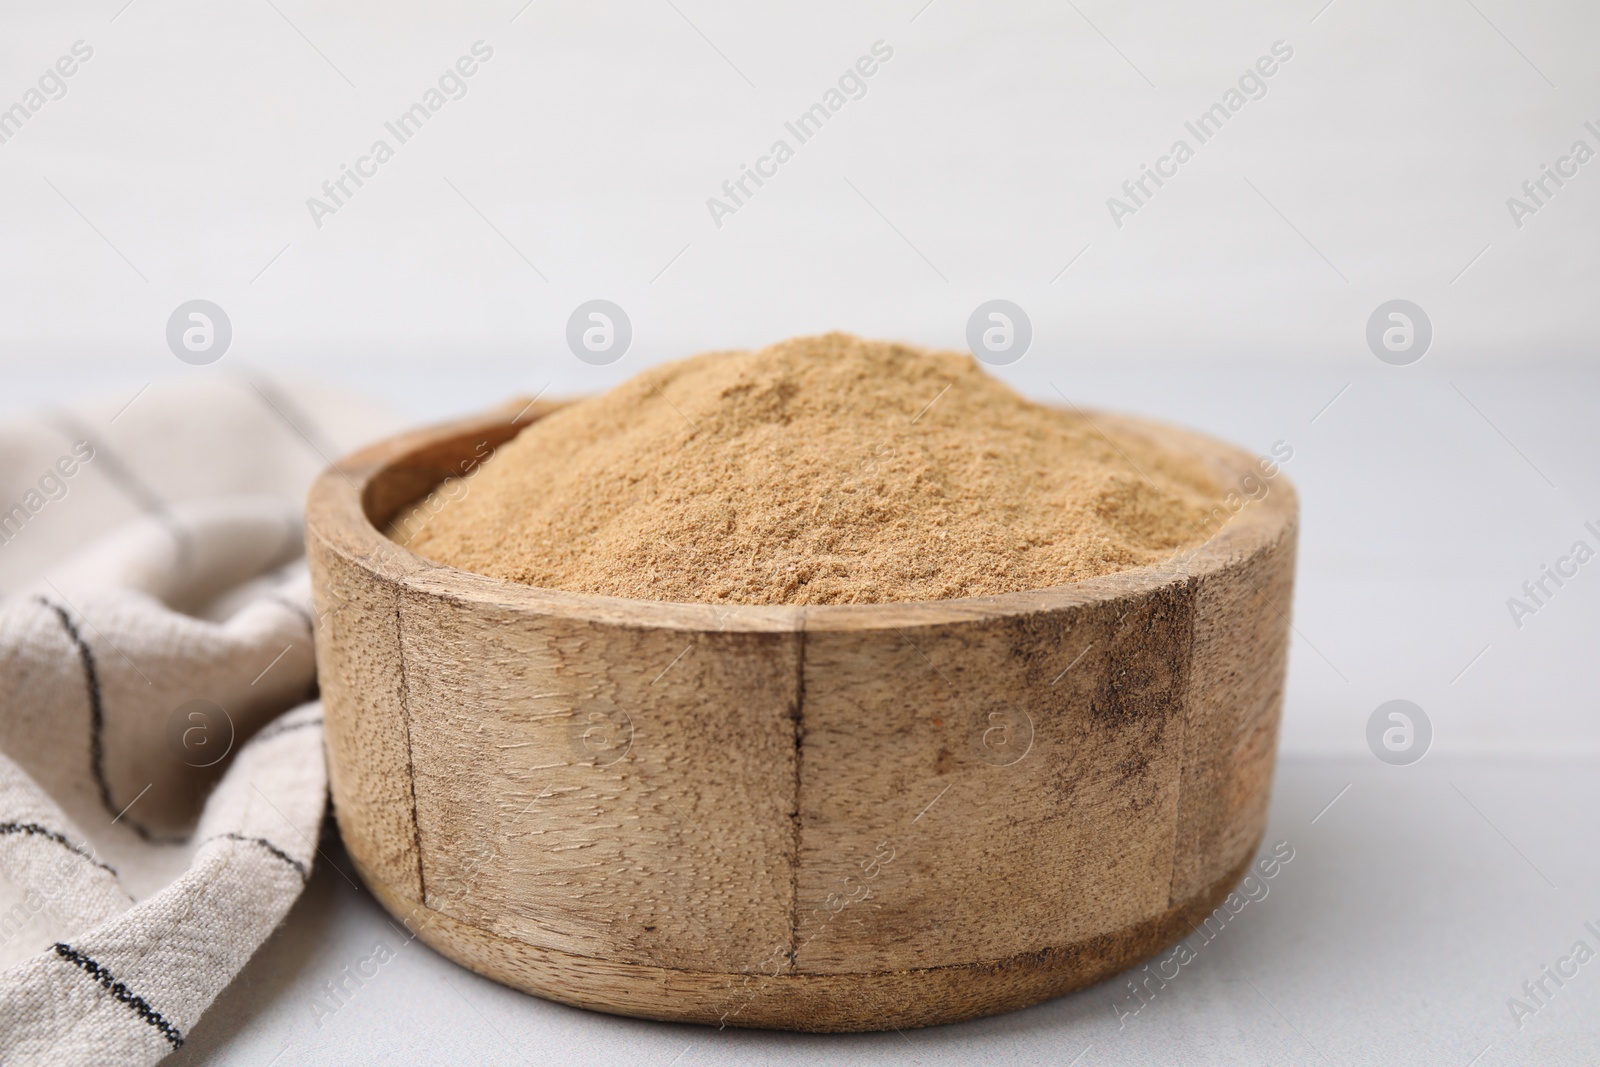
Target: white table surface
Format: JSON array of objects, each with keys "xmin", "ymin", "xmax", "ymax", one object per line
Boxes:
[
  {"xmin": 5, "ymin": 356, "xmax": 1597, "ymax": 1067},
  {"xmin": 169, "ymin": 754, "xmax": 1600, "ymax": 1066},
  {"xmin": 5, "ymin": 359, "xmax": 1598, "ymax": 1065}
]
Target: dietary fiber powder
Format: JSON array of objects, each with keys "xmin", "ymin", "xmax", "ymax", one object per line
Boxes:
[{"xmin": 390, "ymin": 333, "xmax": 1223, "ymax": 605}]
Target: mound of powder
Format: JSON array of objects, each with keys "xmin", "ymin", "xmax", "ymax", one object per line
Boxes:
[{"xmin": 390, "ymin": 333, "xmax": 1223, "ymax": 605}]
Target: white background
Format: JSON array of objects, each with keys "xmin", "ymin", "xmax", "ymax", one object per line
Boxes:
[
  {"xmin": 4, "ymin": 0, "xmax": 1596, "ymax": 756},
  {"xmin": 2, "ymin": 2, "xmax": 1598, "ymax": 1062}
]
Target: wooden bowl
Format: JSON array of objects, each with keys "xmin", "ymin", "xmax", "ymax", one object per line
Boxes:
[{"xmin": 305, "ymin": 401, "xmax": 1297, "ymax": 1032}]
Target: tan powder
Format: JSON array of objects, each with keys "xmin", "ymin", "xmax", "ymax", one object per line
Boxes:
[{"xmin": 390, "ymin": 333, "xmax": 1222, "ymax": 605}]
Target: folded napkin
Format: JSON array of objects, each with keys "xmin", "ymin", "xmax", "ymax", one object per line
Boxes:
[{"xmin": 0, "ymin": 378, "xmax": 398, "ymax": 1065}]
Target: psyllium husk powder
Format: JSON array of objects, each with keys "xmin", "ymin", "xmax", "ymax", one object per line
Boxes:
[{"xmin": 390, "ymin": 333, "xmax": 1223, "ymax": 605}]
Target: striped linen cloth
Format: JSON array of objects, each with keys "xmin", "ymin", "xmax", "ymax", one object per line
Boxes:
[{"xmin": 0, "ymin": 378, "xmax": 397, "ymax": 1064}]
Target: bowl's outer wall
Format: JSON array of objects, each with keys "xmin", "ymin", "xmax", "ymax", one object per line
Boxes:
[{"xmin": 305, "ymin": 405, "xmax": 1297, "ymax": 1029}]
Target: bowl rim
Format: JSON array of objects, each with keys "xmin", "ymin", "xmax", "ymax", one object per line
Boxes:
[{"xmin": 306, "ymin": 400, "xmax": 1298, "ymax": 634}]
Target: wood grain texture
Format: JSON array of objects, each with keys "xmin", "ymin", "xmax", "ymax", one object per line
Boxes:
[{"xmin": 305, "ymin": 402, "xmax": 1298, "ymax": 1031}]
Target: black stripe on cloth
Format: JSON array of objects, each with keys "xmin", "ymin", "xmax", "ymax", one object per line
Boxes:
[
  {"xmin": 0, "ymin": 821, "xmax": 118, "ymax": 876},
  {"xmin": 34, "ymin": 598, "xmax": 115, "ymax": 819},
  {"xmin": 51, "ymin": 943, "xmax": 184, "ymax": 1049},
  {"xmin": 211, "ymin": 832, "xmax": 308, "ymax": 879},
  {"xmin": 34, "ymin": 598, "xmax": 171, "ymax": 844},
  {"xmin": 249, "ymin": 716, "xmax": 323, "ymax": 746}
]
